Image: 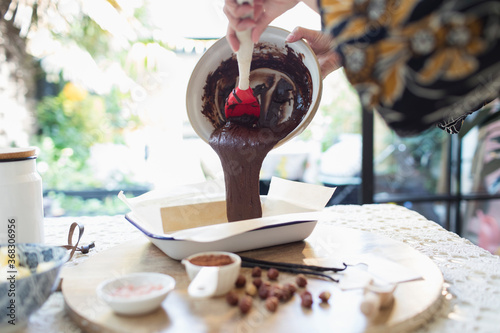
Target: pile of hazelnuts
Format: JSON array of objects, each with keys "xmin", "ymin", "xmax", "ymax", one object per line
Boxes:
[{"xmin": 226, "ymin": 266, "xmax": 331, "ymax": 314}]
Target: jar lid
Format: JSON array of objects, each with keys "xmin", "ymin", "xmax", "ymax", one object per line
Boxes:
[{"xmin": 0, "ymin": 147, "xmax": 37, "ymax": 161}]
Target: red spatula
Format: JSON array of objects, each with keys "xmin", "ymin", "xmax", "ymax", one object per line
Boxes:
[{"xmin": 224, "ymin": 0, "xmax": 260, "ymax": 124}]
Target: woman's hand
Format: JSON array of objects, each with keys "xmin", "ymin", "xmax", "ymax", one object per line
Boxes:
[
  {"xmin": 286, "ymin": 27, "xmax": 342, "ymax": 78},
  {"xmin": 224, "ymin": 0, "xmax": 300, "ymax": 51}
]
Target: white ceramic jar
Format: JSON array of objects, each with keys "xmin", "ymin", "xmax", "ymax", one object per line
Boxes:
[{"xmin": 0, "ymin": 147, "xmax": 44, "ymax": 244}]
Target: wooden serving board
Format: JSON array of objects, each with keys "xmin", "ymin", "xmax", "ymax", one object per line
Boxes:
[{"xmin": 62, "ymin": 225, "xmax": 443, "ymax": 333}]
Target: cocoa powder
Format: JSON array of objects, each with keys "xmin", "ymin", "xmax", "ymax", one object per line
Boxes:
[{"xmin": 189, "ymin": 254, "xmax": 233, "ymax": 266}]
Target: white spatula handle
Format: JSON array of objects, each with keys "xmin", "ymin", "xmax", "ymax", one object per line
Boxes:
[{"xmin": 235, "ymin": 0, "xmax": 254, "ymax": 90}]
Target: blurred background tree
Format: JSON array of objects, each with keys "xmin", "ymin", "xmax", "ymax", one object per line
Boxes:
[
  {"xmin": 0, "ymin": 0, "xmax": 164, "ymax": 215},
  {"xmin": 0, "ymin": 0, "xmax": 38, "ymax": 147}
]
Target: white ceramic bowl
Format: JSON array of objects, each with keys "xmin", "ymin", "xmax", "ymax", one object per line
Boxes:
[
  {"xmin": 97, "ymin": 272, "xmax": 175, "ymax": 316},
  {"xmin": 186, "ymin": 26, "xmax": 322, "ymax": 148},
  {"xmin": 182, "ymin": 251, "xmax": 241, "ymax": 297}
]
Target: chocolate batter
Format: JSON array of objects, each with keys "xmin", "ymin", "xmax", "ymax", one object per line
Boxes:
[{"xmin": 202, "ymin": 42, "xmax": 313, "ymax": 222}]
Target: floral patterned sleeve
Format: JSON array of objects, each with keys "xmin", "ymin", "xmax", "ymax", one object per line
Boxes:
[{"xmin": 318, "ymin": 0, "xmax": 500, "ymax": 136}]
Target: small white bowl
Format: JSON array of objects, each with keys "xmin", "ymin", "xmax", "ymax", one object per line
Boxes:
[
  {"xmin": 182, "ymin": 251, "xmax": 241, "ymax": 297},
  {"xmin": 96, "ymin": 272, "xmax": 175, "ymax": 316}
]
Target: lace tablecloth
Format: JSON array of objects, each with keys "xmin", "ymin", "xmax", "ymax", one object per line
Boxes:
[{"xmin": 24, "ymin": 204, "xmax": 500, "ymax": 333}]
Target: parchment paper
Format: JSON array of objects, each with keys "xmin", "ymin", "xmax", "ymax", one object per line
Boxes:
[{"xmin": 119, "ymin": 177, "xmax": 335, "ymax": 235}]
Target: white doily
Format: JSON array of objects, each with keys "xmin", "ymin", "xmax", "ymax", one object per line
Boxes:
[{"xmin": 22, "ymin": 205, "xmax": 500, "ymax": 333}]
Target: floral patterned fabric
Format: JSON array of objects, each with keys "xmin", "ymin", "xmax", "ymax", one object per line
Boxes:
[{"xmin": 319, "ymin": 0, "xmax": 500, "ymax": 136}]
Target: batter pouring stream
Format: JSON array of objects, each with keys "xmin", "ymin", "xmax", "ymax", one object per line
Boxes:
[{"xmin": 202, "ymin": 43, "xmax": 313, "ymax": 221}]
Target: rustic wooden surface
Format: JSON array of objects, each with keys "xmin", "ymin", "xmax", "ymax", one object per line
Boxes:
[{"xmin": 62, "ymin": 224, "xmax": 443, "ymax": 333}]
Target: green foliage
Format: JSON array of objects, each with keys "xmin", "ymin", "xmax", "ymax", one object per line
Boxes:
[
  {"xmin": 381, "ymin": 126, "xmax": 447, "ymax": 175},
  {"xmin": 31, "ymin": 85, "xmax": 142, "ymax": 190},
  {"xmin": 35, "ymin": 94, "xmax": 102, "ymax": 166},
  {"xmin": 318, "ymin": 103, "xmax": 362, "ymax": 152},
  {"xmin": 298, "ymin": 71, "xmax": 362, "ymax": 152},
  {"xmin": 67, "ymin": 16, "xmax": 112, "ymax": 60},
  {"xmin": 31, "ymin": 136, "xmax": 100, "ymax": 190},
  {"xmin": 12, "ymin": 0, "xmax": 159, "ymax": 216},
  {"xmin": 45, "ymin": 191, "xmax": 129, "ymax": 217}
]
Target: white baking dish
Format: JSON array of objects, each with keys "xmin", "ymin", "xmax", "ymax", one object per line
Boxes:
[
  {"xmin": 120, "ymin": 177, "xmax": 335, "ymax": 260},
  {"xmin": 125, "ymin": 211, "xmax": 317, "ymax": 260}
]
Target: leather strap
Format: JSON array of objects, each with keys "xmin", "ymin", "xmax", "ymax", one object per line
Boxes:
[
  {"xmin": 61, "ymin": 222, "xmax": 95, "ymax": 261},
  {"xmin": 55, "ymin": 222, "xmax": 95, "ymax": 292}
]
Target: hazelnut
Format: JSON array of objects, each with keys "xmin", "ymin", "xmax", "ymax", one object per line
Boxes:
[
  {"xmin": 300, "ymin": 290, "xmax": 313, "ymax": 308},
  {"xmin": 265, "ymin": 296, "xmax": 279, "ymax": 312},
  {"xmin": 267, "ymin": 268, "xmax": 279, "ymax": 280},
  {"xmin": 319, "ymin": 291, "xmax": 331, "ymax": 303},
  {"xmin": 258, "ymin": 283, "xmax": 270, "ymax": 299},
  {"xmin": 269, "ymin": 285, "xmax": 283, "ymax": 300},
  {"xmin": 296, "ymin": 274, "xmax": 308, "ymax": 288},
  {"xmin": 235, "ymin": 274, "xmax": 246, "ymax": 288},
  {"xmin": 251, "ymin": 266, "xmax": 262, "ymax": 277},
  {"xmin": 283, "ymin": 283, "xmax": 297, "ymax": 295},
  {"xmin": 226, "ymin": 291, "xmax": 239, "ymax": 306},
  {"xmin": 281, "ymin": 286, "xmax": 293, "ymax": 302},
  {"xmin": 245, "ymin": 283, "xmax": 257, "ymax": 296},
  {"xmin": 252, "ymin": 277, "xmax": 263, "ymax": 288},
  {"xmin": 239, "ymin": 295, "xmax": 253, "ymax": 314}
]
